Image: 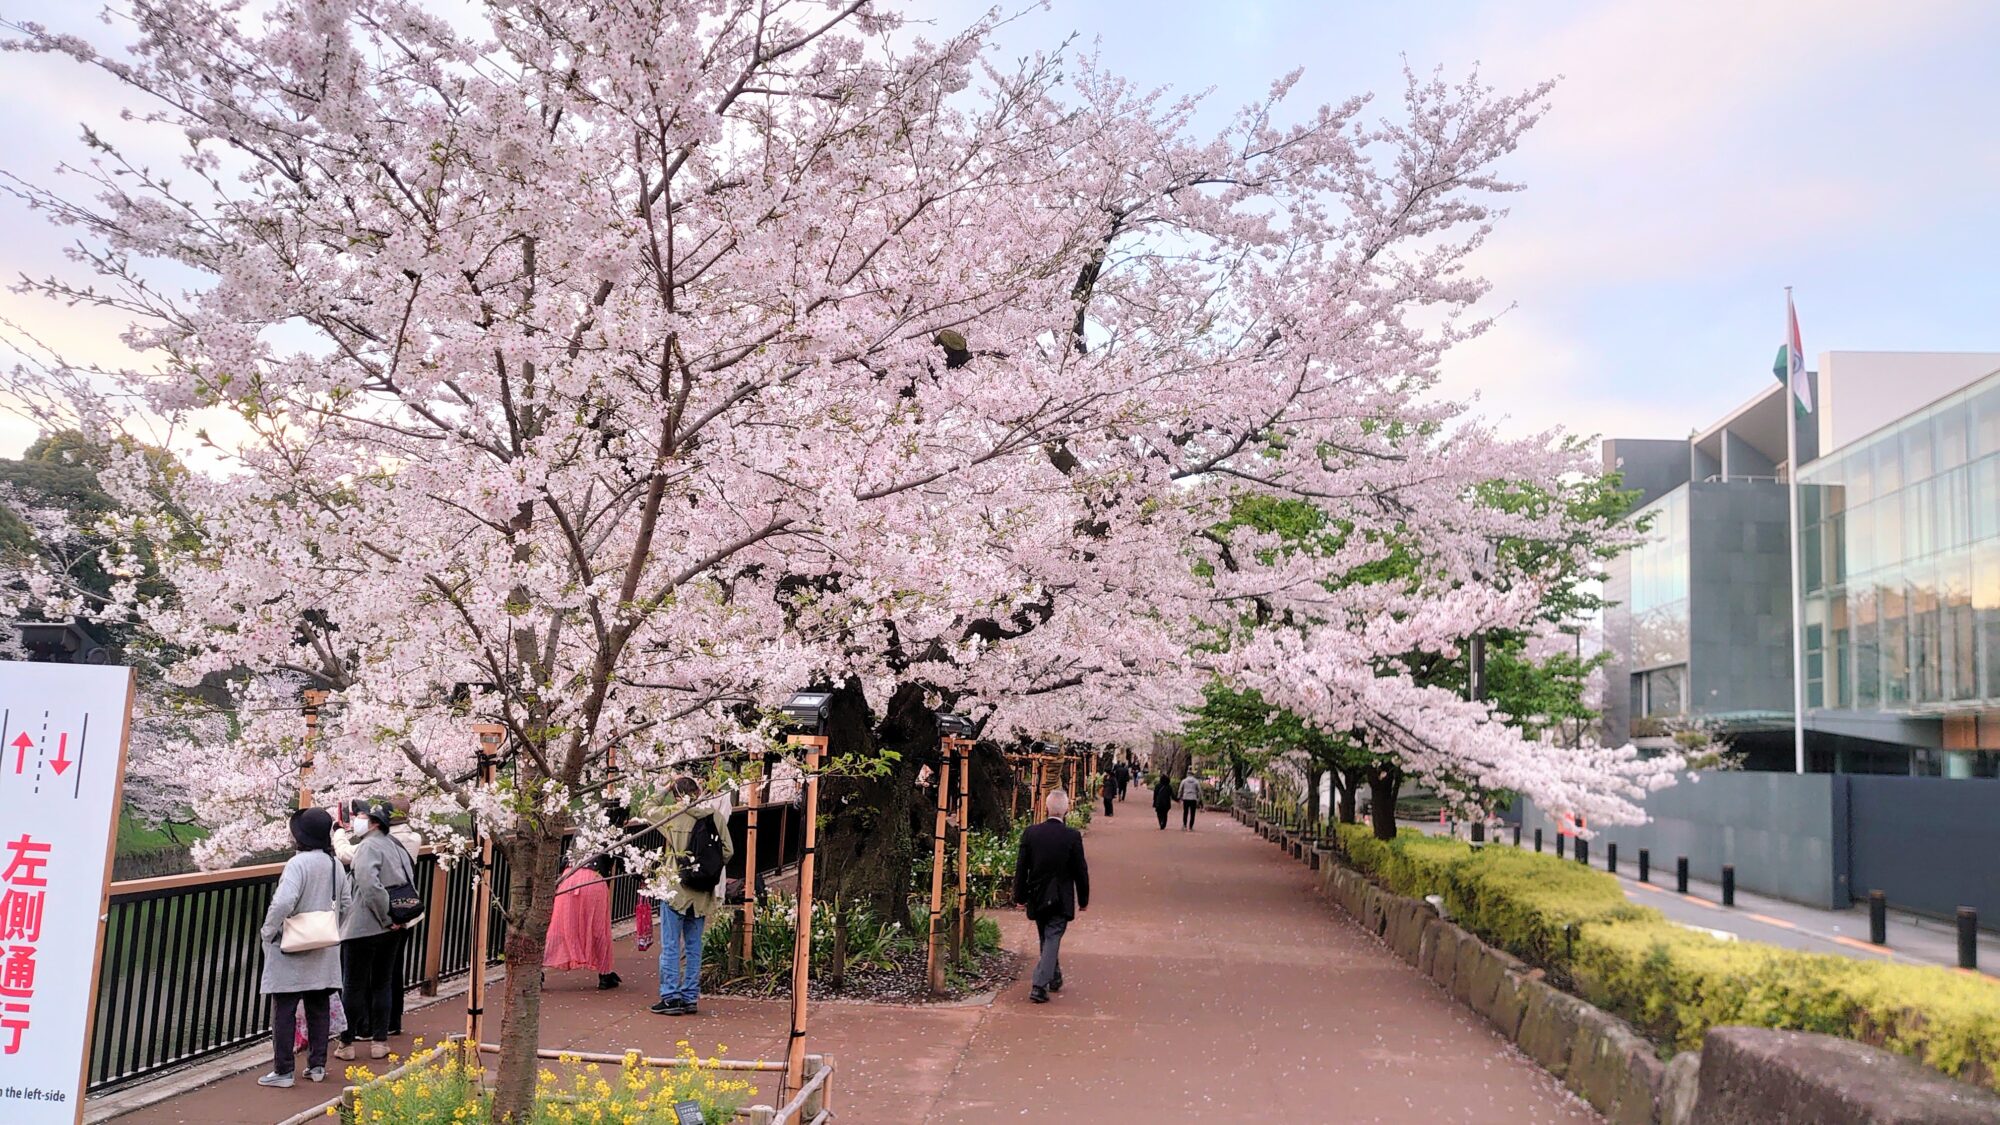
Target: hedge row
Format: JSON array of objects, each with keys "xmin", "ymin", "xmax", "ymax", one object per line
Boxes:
[{"xmin": 1332, "ymin": 823, "xmax": 2000, "ymax": 1090}]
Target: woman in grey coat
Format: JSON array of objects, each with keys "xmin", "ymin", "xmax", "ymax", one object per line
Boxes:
[{"xmin": 258, "ymin": 807, "xmax": 350, "ymax": 1088}]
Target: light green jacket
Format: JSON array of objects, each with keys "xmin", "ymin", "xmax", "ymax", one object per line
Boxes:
[{"xmin": 642, "ymin": 802, "xmax": 736, "ymax": 920}]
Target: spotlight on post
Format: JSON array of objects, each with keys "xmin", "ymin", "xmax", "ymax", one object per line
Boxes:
[
  {"xmin": 16, "ymin": 618, "xmax": 111, "ymax": 664},
  {"xmin": 936, "ymin": 713, "xmax": 975, "ymax": 738},
  {"xmin": 780, "ymin": 690, "xmax": 833, "ymax": 736}
]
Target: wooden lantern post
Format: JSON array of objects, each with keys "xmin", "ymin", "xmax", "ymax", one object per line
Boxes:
[
  {"xmin": 466, "ymin": 723, "xmax": 504, "ymax": 1050},
  {"xmin": 947, "ymin": 735, "xmax": 973, "ymax": 962},
  {"xmin": 299, "ymin": 689, "xmax": 328, "ymax": 810},
  {"xmin": 924, "ymin": 753, "xmax": 953, "ymax": 995},
  {"xmin": 783, "ymin": 733, "xmax": 826, "ymax": 1099}
]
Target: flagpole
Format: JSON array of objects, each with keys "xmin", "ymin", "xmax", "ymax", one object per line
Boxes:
[{"xmin": 1785, "ymin": 287, "xmax": 1807, "ymax": 775}]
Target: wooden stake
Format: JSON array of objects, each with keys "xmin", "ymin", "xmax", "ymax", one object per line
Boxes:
[
  {"xmin": 949, "ymin": 737, "xmax": 971, "ymax": 962},
  {"xmin": 784, "ymin": 735, "xmax": 827, "ymax": 1100},
  {"xmin": 926, "ymin": 754, "xmax": 952, "ymax": 995},
  {"xmin": 299, "ymin": 689, "xmax": 327, "ymax": 810},
  {"xmin": 466, "ymin": 724, "xmax": 503, "ymax": 1048},
  {"xmin": 741, "ymin": 757, "xmax": 763, "ymax": 971}
]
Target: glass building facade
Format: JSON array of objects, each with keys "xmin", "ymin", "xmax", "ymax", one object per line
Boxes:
[
  {"xmin": 1627, "ymin": 486, "xmax": 1689, "ymax": 718},
  {"xmin": 1797, "ymin": 367, "xmax": 2000, "ymax": 776}
]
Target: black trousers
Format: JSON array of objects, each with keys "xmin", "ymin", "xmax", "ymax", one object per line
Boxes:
[
  {"xmin": 1182, "ymin": 800, "xmax": 1198, "ymax": 829},
  {"xmin": 339, "ymin": 931, "xmax": 399, "ymax": 1044},
  {"xmin": 1156, "ymin": 806, "xmax": 1169, "ymax": 829},
  {"xmin": 270, "ymin": 989, "xmax": 332, "ymax": 1075},
  {"xmin": 1103, "ymin": 790, "xmax": 1114, "ymax": 816},
  {"xmin": 386, "ymin": 928, "xmax": 409, "ymax": 1034}
]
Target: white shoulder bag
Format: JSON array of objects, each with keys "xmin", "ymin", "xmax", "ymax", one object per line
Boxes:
[{"xmin": 280, "ymin": 854, "xmax": 344, "ymax": 953}]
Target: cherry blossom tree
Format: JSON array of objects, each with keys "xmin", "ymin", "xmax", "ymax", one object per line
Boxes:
[{"xmin": 3, "ymin": 1, "xmax": 1606, "ymax": 1114}]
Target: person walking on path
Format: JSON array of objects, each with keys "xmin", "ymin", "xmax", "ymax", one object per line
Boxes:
[
  {"xmin": 1152, "ymin": 775, "xmax": 1174, "ymax": 830},
  {"xmin": 257, "ymin": 808, "xmax": 349, "ymax": 1088},
  {"xmin": 638, "ymin": 775, "xmax": 734, "ymax": 1016},
  {"xmin": 1179, "ymin": 774, "xmax": 1201, "ymax": 831},
  {"xmin": 335, "ymin": 802, "xmax": 415, "ymax": 1060},
  {"xmin": 1101, "ymin": 769, "xmax": 1116, "ymax": 817},
  {"xmin": 1113, "ymin": 761, "xmax": 1131, "ymax": 801},
  {"xmin": 1013, "ymin": 789, "xmax": 1089, "ymax": 1004},
  {"xmin": 544, "ymin": 856, "xmax": 620, "ymax": 990}
]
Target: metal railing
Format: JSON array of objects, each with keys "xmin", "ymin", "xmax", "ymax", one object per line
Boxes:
[{"xmin": 87, "ymin": 803, "xmax": 805, "ymax": 1095}]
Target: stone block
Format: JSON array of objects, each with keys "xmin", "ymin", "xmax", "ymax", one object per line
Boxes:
[
  {"xmin": 1693, "ymin": 1026, "xmax": 2000, "ymax": 1125},
  {"xmin": 1516, "ymin": 979, "xmax": 1589, "ymax": 1079},
  {"xmin": 1450, "ymin": 935, "xmax": 1491, "ymax": 1008},
  {"xmin": 1480, "ymin": 968, "xmax": 1530, "ymax": 1041},
  {"xmin": 1657, "ymin": 1051, "xmax": 1700, "ymax": 1125},
  {"xmin": 1564, "ymin": 1008, "xmax": 1654, "ymax": 1119},
  {"xmin": 1610, "ymin": 1045, "xmax": 1664, "ymax": 1125}
]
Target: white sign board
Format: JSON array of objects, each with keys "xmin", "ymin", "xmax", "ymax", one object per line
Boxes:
[{"xmin": 0, "ymin": 662, "xmax": 134, "ymax": 1125}]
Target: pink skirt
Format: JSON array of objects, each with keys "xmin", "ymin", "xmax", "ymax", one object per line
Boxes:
[{"xmin": 543, "ymin": 867, "xmax": 614, "ymax": 973}]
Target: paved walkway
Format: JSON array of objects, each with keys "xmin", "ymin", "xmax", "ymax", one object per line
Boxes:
[{"xmin": 103, "ymin": 804, "xmax": 1594, "ymax": 1123}]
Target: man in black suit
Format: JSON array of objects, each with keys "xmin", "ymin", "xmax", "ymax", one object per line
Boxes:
[{"xmin": 1014, "ymin": 788, "xmax": 1090, "ymax": 1004}]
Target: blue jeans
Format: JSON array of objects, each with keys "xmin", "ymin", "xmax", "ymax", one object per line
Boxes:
[{"xmin": 657, "ymin": 905, "xmax": 707, "ymax": 1005}]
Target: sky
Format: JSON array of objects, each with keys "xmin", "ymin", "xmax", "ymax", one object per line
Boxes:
[{"xmin": 4, "ymin": 0, "xmax": 2000, "ymax": 456}]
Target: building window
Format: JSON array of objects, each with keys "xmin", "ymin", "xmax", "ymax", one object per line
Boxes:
[{"xmin": 1639, "ymin": 665, "xmax": 1686, "ymax": 718}]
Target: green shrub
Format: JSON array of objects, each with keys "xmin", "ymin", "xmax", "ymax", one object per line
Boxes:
[{"xmin": 1332, "ymin": 823, "xmax": 2000, "ymax": 1089}]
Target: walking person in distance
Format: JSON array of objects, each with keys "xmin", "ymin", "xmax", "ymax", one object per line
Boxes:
[
  {"xmin": 335, "ymin": 802, "xmax": 417, "ymax": 1060},
  {"xmin": 1101, "ymin": 767, "xmax": 1115, "ymax": 817},
  {"xmin": 256, "ymin": 808, "xmax": 349, "ymax": 1088},
  {"xmin": 1113, "ymin": 760, "xmax": 1131, "ymax": 801},
  {"xmin": 1014, "ymin": 788, "xmax": 1089, "ymax": 1004},
  {"xmin": 1179, "ymin": 773, "xmax": 1201, "ymax": 830},
  {"xmin": 1152, "ymin": 773, "xmax": 1174, "ymax": 830}
]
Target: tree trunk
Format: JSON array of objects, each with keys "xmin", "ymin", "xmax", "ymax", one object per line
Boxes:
[
  {"xmin": 1335, "ymin": 769, "xmax": 1357, "ymax": 825},
  {"xmin": 1367, "ymin": 770, "xmax": 1402, "ymax": 842},
  {"xmin": 814, "ymin": 678, "xmax": 927, "ymax": 925},
  {"xmin": 965, "ymin": 741, "xmax": 1016, "ymax": 834},
  {"xmin": 489, "ymin": 830, "xmax": 564, "ymax": 1124},
  {"xmin": 1304, "ymin": 767, "xmax": 1323, "ymax": 834}
]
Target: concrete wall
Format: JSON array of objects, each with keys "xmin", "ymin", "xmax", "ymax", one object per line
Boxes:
[
  {"xmin": 1847, "ymin": 775, "xmax": 2000, "ymax": 922},
  {"xmin": 1521, "ymin": 772, "xmax": 1848, "ymax": 909},
  {"xmin": 1687, "ymin": 482, "xmax": 1793, "ymax": 721},
  {"xmin": 1603, "ymin": 438, "xmax": 1691, "ymax": 512}
]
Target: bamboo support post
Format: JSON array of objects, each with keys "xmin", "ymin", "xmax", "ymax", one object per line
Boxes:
[
  {"xmin": 466, "ymin": 724, "xmax": 503, "ymax": 1048},
  {"xmin": 784, "ymin": 735, "xmax": 827, "ymax": 1100},
  {"xmin": 740, "ymin": 758, "xmax": 764, "ymax": 971},
  {"xmin": 420, "ymin": 858, "xmax": 450, "ymax": 995},
  {"xmin": 925, "ymin": 754, "xmax": 952, "ymax": 995},
  {"xmin": 299, "ymin": 689, "xmax": 327, "ymax": 810},
  {"xmin": 948, "ymin": 737, "xmax": 971, "ymax": 962}
]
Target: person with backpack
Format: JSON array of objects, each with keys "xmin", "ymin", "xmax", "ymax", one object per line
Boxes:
[
  {"xmin": 641, "ymin": 775, "xmax": 733, "ymax": 1016},
  {"xmin": 335, "ymin": 801, "xmax": 419, "ymax": 1060},
  {"xmin": 257, "ymin": 807, "xmax": 350, "ymax": 1088},
  {"xmin": 1152, "ymin": 774, "xmax": 1174, "ymax": 830}
]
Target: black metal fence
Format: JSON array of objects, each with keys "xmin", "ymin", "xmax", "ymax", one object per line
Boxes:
[{"xmin": 87, "ymin": 802, "xmax": 804, "ymax": 1095}]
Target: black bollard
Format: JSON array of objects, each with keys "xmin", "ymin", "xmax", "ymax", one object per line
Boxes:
[
  {"xmin": 1556, "ymin": 833, "xmax": 1566, "ymax": 859},
  {"xmin": 1607, "ymin": 842, "xmax": 1618, "ymax": 875},
  {"xmin": 1513, "ymin": 824, "xmax": 1522, "ymax": 847},
  {"xmin": 1869, "ymin": 890, "xmax": 1887, "ymax": 945},
  {"xmin": 1960, "ymin": 908, "xmax": 1979, "ymax": 970},
  {"xmin": 1471, "ymin": 821, "xmax": 1486, "ymax": 844},
  {"xmin": 1722, "ymin": 865, "xmax": 1735, "ymax": 907},
  {"xmin": 1638, "ymin": 848, "xmax": 1650, "ymax": 883},
  {"xmin": 1676, "ymin": 855, "xmax": 1689, "ymax": 894},
  {"xmin": 1534, "ymin": 828, "xmax": 1543, "ymax": 853},
  {"xmin": 1576, "ymin": 838, "xmax": 1589, "ymax": 866}
]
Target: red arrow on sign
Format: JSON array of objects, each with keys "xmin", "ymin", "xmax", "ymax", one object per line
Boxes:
[
  {"xmin": 50, "ymin": 733, "xmax": 71, "ymax": 775},
  {"xmin": 10, "ymin": 732, "xmax": 30, "ymax": 774}
]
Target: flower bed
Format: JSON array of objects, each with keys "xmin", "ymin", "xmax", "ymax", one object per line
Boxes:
[
  {"xmin": 1332, "ymin": 823, "xmax": 2000, "ymax": 1090},
  {"xmin": 701, "ymin": 893, "xmax": 1012, "ymax": 1003},
  {"xmin": 344, "ymin": 1042, "xmax": 758, "ymax": 1123}
]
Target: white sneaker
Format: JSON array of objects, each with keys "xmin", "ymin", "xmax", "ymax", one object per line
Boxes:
[
  {"xmin": 257, "ymin": 1072, "xmax": 295, "ymax": 1088},
  {"xmin": 306, "ymin": 1067, "xmax": 326, "ymax": 1083}
]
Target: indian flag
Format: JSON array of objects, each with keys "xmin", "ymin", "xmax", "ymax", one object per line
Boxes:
[{"xmin": 1772, "ymin": 294, "xmax": 1812, "ymax": 414}]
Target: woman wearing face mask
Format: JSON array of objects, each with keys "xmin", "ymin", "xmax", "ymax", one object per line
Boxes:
[
  {"xmin": 256, "ymin": 807, "xmax": 349, "ymax": 1087},
  {"xmin": 334, "ymin": 802, "xmax": 416, "ymax": 1060}
]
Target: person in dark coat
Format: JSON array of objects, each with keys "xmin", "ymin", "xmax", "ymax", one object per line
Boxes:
[
  {"xmin": 1101, "ymin": 769, "xmax": 1115, "ymax": 817},
  {"xmin": 1013, "ymin": 789, "xmax": 1089, "ymax": 1004},
  {"xmin": 1152, "ymin": 775, "xmax": 1173, "ymax": 830},
  {"xmin": 1113, "ymin": 761, "xmax": 1131, "ymax": 800}
]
